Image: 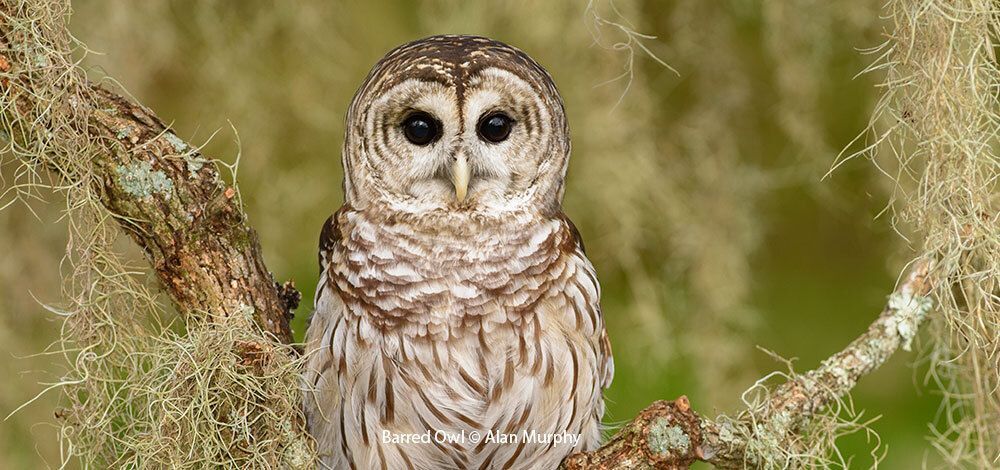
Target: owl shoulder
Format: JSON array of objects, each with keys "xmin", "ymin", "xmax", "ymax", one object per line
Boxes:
[
  {"xmin": 556, "ymin": 213, "xmax": 614, "ymax": 388},
  {"xmin": 318, "ymin": 207, "xmax": 347, "ymax": 271},
  {"xmin": 557, "ymin": 212, "xmax": 586, "ymax": 255}
]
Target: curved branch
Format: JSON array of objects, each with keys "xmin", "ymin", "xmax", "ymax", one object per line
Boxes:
[
  {"xmin": 2, "ymin": 2, "xmax": 937, "ymax": 468},
  {"xmin": 563, "ymin": 259, "xmax": 934, "ymax": 469},
  {"xmin": 0, "ymin": 2, "xmax": 296, "ymax": 342}
]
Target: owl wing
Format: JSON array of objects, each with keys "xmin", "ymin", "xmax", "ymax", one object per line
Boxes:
[
  {"xmin": 562, "ymin": 215, "xmax": 614, "ymax": 392},
  {"xmin": 312, "ymin": 209, "xmax": 346, "ymax": 318},
  {"xmin": 317, "ymin": 211, "xmax": 341, "ymax": 279},
  {"xmin": 302, "ymin": 210, "xmax": 353, "ymax": 467}
]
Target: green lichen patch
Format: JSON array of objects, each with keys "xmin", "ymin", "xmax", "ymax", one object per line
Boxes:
[
  {"xmin": 116, "ymin": 161, "xmax": 174, "ymax": 200},
  {"xmin": 115, "ymin": 125, "xmax": 134, "ymax": 140},
  {"xmin": 163, "ymin": 132, "xmax": 187, "ymax": 153},
  {"xmin": 185, "ymin": 157, "xmax": 207, "ymax": 178},
  {"xmin": 647, "ymin": 418, "xmax": 690, "ymax": 456},
  {"xmin": 161, "ymin": 132, "xmax": 208, "ymax": 179},
  {"xmin": 33, "ymin": 50, "xmax": 50, "ymax": 68},
  {"xmin": 885, "ymin": 290, "xmax": 932, "ymax": 351}
]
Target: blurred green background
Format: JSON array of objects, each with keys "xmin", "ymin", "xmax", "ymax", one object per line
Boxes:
[{"xmin": 0, "ymin": 1, "xmax": 941, "ymax": 468}]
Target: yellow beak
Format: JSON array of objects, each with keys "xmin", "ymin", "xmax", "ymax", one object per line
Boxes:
[{"xmin": 451, "ymin": 154, "xmax": 470, "ymax": 203}]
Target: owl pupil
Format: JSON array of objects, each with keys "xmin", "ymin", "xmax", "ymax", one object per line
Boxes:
[
  {"xmin": 401, "ymin": 112, "xmax": 440, "ymax": 146},
  {"xmin": 478, "ymin": 113, "xmax": 513, "ymax": 143}
]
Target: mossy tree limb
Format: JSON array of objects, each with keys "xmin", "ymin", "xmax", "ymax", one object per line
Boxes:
[
  {"xmin": 564, "ymin": 259, "xmax": 934, "ymax": 469},
  {"xmin": 0, "ymin": 1, "xmax": 295, "ymax": 343},
  {"xmin": 1, "ymin": 0, "xmax": 941, "ymax": 467}
]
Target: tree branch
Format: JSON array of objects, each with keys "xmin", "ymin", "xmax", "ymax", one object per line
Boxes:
[
  {"xmin": 2, "ymin": 2, "xmax": 938, "ymax": 468},
  {"xmin": 0, "ymin": 1, "xmax": 295, "ymax": 342},
  {"xmin": 563, "ymin": 258, "xmax": 934, "ymax": 469}
]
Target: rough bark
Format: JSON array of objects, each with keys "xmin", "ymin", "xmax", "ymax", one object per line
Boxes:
[
  {"xmin": 1, "ymin": 1, "xmax": 938, "ymax": 468},
  {"xmin": 0, "ymin": 2, "xmax": 295, "ymax": 343}
]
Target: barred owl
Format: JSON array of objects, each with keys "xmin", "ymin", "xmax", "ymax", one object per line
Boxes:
[{"xmin": 303, "ymin": 35, "xmax": 613, "ymax": 470}]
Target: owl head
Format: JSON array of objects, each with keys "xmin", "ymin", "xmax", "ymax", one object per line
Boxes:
[{"xmin": 341, "ymin": 35, "xmax": 570, "ymax": 218}]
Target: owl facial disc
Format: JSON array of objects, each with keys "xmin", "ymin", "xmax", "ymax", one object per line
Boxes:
[{"xmin": 342, "ymin": 35, "xmax": 570, "ymax": 215}]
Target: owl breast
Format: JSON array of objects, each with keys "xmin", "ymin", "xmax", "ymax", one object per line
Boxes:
[{"xmin": 303, "ymin": 207, "xmax": 612, "ymax": 469}]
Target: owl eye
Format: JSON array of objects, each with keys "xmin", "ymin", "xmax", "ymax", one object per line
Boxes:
[
  {"xmin": 401, "ymin": 112, "xmax": 441, "ymax": 146},
  {"xmin": 477, "ymin": 112, "xmax": 514, "ymax": 143}
]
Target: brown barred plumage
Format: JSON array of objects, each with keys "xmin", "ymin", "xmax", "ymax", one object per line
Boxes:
[{"xmin": 303, "ymin": 35, "xmax": 612, "ymax": 470}]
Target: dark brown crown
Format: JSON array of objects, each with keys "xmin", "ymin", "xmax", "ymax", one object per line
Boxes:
[{"xmin": 353, "ymin": 35, "xmax": 560, "ymax": 107}]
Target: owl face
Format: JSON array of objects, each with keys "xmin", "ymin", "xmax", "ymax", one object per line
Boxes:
[{"xmin": 342, "ymin": 36, "xmax": 570, "ymax": 217}]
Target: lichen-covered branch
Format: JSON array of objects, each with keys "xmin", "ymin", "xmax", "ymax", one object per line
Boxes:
[
  {"xmin": 0, "ymin": 0, "xmax": 943, "ymax": 468},
  {"xmin": 0, "ymin": 1, "xmax": 295, "ymax": 342},
  {"xmin": 1, "ymin": 2, "xmax": 313, "ymax": 465},
  {"xmin": 564, "ymin": 258, "xmax": 934, "ymax": 469}
]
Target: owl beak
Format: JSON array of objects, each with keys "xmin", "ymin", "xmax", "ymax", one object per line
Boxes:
[{"xmin": 451, "ymin": 154, "xmax": 470, "ymax": 203}]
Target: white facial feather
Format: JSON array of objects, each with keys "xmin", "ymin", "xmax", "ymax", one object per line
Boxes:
[{"xmin": 345, "ymin": 63, "xmax": 568, "ymax": 216}]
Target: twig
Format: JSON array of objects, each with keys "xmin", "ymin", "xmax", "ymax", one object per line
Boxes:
[{"xmin": 563, "ymin": 258, "xmax": 934, "ymax": 469}]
